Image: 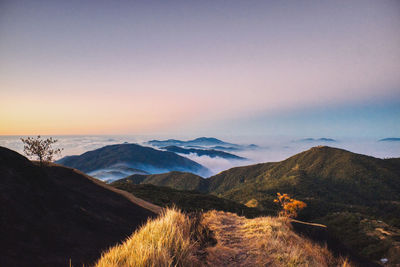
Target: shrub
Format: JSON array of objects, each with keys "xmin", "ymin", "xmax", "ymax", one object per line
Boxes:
[
  {"xmin": 21, "ymin": 135, "xmax": 62, "ymax": 166},
  {"xmin": 274, "ymin": 193, "xmax": 307, "ymax": 218}
]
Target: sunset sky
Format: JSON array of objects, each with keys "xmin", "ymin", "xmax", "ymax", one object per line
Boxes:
[{"xmin": 1, "ymin": 0, "xmax": 399, "ymax": 137}]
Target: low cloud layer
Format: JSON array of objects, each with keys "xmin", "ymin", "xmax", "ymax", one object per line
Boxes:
[{"xmin": 178, "ymin": 152, "xmax": 251, "ymax": 176}]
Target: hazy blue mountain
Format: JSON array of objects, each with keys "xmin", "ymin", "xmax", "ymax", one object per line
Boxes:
[
  {"xmin": 147, "ymin": 137, "xmax": 234, "ymax": 147},
  {"xmin": 379, "ymin": 137, "xmax": 400, "ymax": 142},
  {"xmin": 56, "ymin": 143, "xmax": 211, "ymax": 181},
  {"xmin": 88, "ymin": 166, "xmax": 149, "ymax": 183},
  {"xmin": 187, "ymin": 137, "xmax": 231, "ymax": 146},
  {"xmin": 147, "ymin": 137, "xmax": 260, "ymax": 152},
  {"xmin": 296, "ymin": 138, "xmax": 337, "ymax": 142},
  {"xmin": 144, "ymin": 139, "xmax": 185, "ymax": 147},
  {"xmin": 161, "ymin": 145, "xmax": 246, "ymax": 160},
  {"xmin": 209, "ymin": 145, "xmax": 241, "ymax": 151}
]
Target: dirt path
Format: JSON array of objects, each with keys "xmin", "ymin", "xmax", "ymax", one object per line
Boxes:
[
  {"xmin": 202, "ymin": 211, "xmax": 252, "ymax": 266},
  {"xmin": 72, "ymin": 167, "xmax": 162, "ymax": 214}
]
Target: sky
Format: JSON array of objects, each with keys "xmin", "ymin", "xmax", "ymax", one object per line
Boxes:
[{"xmin": 1, "ymin": 0, "xmax": 399, "ymax": 137}]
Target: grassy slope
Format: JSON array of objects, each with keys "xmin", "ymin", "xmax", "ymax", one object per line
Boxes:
[
  {"xmin": 113, "ymin": 146, "xmax": 400, "ymax": 263},
  {"xmin": 118, "ymin": 171, "xmax": 209, "ymax": 192},
  {"xmin": 110, "ymin": 182, "xmax": 265, "ymax": 217},
  {"xmin": 318, "ymin": 212, "xmax": 400, "ymax": 264},
  {"xmin": 211, "ymin": 146, "xmax": 400, "ymax": 204},
  {"xmin": 119, "ymin": 146, "xmax": 400, "ymax": 208},
  {"xmin": 208, "ymin": 146, "xmax": 400, "ymax": 264},
  {"xmin": 96, "ymin": 208, "xmax": 352, "ymax": 267},
  {"xmin": 116, "ymin": 146, "xmax": 400, "ymax": 222}
]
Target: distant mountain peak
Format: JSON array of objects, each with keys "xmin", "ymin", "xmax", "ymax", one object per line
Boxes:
[
  {"xmin": 146, "ymin": 137, "xmax": 258, "ymax": 152},
  {"xmin": 192, "ymin": 137, "xmax": 224, "ymax": 142},
  {"xmin": 161, "ymin": 145, "xmax": 246, "ymax": 160},
  {"xmin": 296, "ymin": 138, "xmax": 337, "ymax": 142},
  {"xmin": 379, "ymin": 137, "xmax": 400, "ymax": 142}
]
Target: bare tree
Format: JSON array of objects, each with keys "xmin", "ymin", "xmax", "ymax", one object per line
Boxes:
[{"xmin": 21, "ymin": 135, "xmax": 63, "ymax": 166}]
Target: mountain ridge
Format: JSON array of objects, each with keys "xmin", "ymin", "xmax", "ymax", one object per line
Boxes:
[
  {"xmin": 117, "ymin": 146, "xmax": 400, "ymax": 203},
  {"xmin": 56, "ymin": 143, "xmax": 211, "ymax": 181},
  {"xmin": 161, "ymin": 145, "xmax": 246, "ymax": 160},
  {"xmin": 147, "ymin": 137, "xmax": 234, "ymax": 147},
  {"xmin": 379, "ymin": 137, "xmax": 400, "ymax": 142}
]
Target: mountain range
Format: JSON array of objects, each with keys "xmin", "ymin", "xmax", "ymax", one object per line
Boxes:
[
  {"xmin": 161, "ymin": 145, "xmax": 246, "ymax": 160},
  {"xmin": 119, "ymin": 146, "xmax": 400, "ymax": 202},
  {"xmin": 296, "ymin": 137, "xmax": 337, "ymax": 142},
  {"xmin": 147, "ymin": 137, "xmax": 259, "ymax": 151},
  {"xmin": 147, "ymin": 137, "xmax": 233, "ymax": 147},
  {"xmin": 56, "ymin": 143, "xmax": 211, "ymax": 181}
]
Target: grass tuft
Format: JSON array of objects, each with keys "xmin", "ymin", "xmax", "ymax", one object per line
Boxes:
[{"xmin": 95, "ymin": 207, "xmax": 200, "ymax": 267}]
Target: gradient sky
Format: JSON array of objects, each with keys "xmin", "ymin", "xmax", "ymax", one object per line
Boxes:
[{"xmin": 1, "ymin": 0, "xmax": 399, "ymax": 137}]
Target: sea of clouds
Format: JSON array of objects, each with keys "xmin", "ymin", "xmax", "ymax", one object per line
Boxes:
[{"xmin": 1, "ymin": 135, "xmax": 399, "ymax": 178}]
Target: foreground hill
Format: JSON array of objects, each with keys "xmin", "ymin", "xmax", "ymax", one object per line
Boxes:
[
  {"xmin": 118, "ymin": 146, "xmax": 400, "ymax": 206},
  {"xmin": 96, "ymin": 208, "xmax": 354, "ymax": 267},
  {"xmin": 114, "ymin": 146, "xmax": 400, "ymax": 264},
  {"xmin": 209, "ymin": 147, "xmax": 400, "ymax": 264},
  {"xmin": 56, "ymin": 143, "xmax": 211, "ymax": 181},
  {"xmin": 209, "ymin": 146, "xmax": 400, "ymax": 206},
  {"xmin": 0, "ymin": 147, "xmax": 157, "ymax": 266},
  {"xmin": 121, "ymin": 171, "xmax": 209, "ymax": 191},
  {"xmin": 110, "ymin": 182, "xmax": 264, "ymax": 217}
]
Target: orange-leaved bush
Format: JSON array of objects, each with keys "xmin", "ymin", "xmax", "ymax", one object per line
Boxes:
[{"xmin": 274, "ymin": 193, "xmax": 307, "ymax": 218}]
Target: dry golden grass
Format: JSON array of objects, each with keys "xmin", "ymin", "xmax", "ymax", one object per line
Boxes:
[
  {"xmin": 95, "ymin": 207, "xmax": 200, "ymax": 267},
  {"xmin": 202, "ymin": 210, "xmax": 352, "ymax": 267},
  {"xmin": 96, "ymin": 208, "xmax": 352, "ymax": 267}
]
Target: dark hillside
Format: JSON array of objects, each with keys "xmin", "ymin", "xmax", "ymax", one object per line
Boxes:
[
  {"xmin": 110, "ymin": 183, "xmax": 265, "ymax": 217},
  {"xmin": 119, "ymin": 171, "xmax": 208, "ymax": 192},
  {"xmin": 0, "ymin": 147, "xmax": 155, "ymax": 267}
]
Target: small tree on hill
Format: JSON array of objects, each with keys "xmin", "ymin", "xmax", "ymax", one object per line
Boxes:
[
  {"xmin": 274, "ymin": 192, "xmax": 307, "ymax": 218},
  {"xmin": 21, "ymin": 135, "xmax": 63, "ymax": 166}
]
